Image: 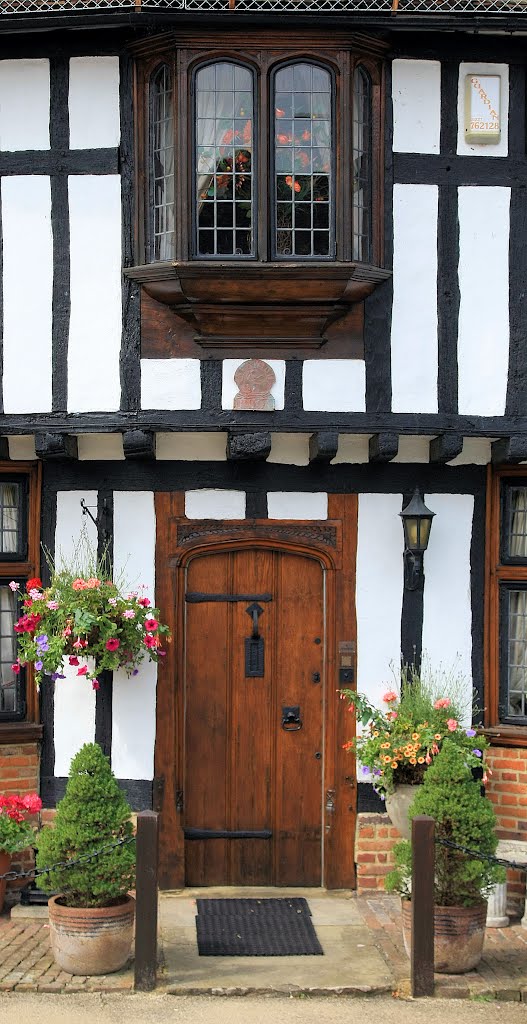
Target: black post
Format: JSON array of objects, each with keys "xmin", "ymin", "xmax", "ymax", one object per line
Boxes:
[
  {"xmin": 411, "ymin": 815, "xmax": 435, "ymax": 998},
  {"xmin": 134, "ymin": 810, "xmax": 159, "ymax": 992}
]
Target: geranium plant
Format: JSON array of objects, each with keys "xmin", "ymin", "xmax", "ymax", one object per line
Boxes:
[
  {"xmin": 0, "ymin": 793, "xmax": 42, "ymax": 854},
  {"xmin": 340, "ymin": 663, "xmax": 488, "ymax": 799},
  {"xmin": 11, "ymin": 553, "xmax": 170, "ymax": 691}
]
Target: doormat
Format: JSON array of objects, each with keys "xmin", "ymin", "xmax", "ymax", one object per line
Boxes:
[{"xmin": 195, "ymin": 897, "xmax": 324, "ymax": 957}]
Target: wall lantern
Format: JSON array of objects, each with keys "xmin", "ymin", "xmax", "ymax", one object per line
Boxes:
[{"xmin": 400, "ymin": 488, "xmax": 435, "ymax": 592}]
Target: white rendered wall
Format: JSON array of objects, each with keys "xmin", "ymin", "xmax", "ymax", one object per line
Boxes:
[
  {"xmin": 392, "ymin": 60, "xmax": 441, "ymax": 154},
  {"xmin": 302, "ymin": 360, "xmax": 366, "ymax": 411},
  {"xmin": 222, "ymin": 359, "xmax": 285, "ymax": 410},
  {"xmin": 422, "ymin": 494, "xmax": 474, "ymax": 716},
  {"xmin": 156, "ymin": 432, "xmax": 227, "ymax": 460},
  {"xmin": 2, "ymin": 177, "xmax": 53, "ymax": 413},
  {"xmin": 0, "ymin": 60, "xmax": 50, "ymax": 150},
  {"xmin": 141, "ymin": 359, "xmax": 202, "ymax": 410},
  {"xmin": 185, "ymin": 490, "xmax": 246, "ymax": 519},
  {"xmin": 68, "ymin": 176, "xmax": 122, "ymax": 412},
  {"xmin": 391, "ymin": 185, "xmax": 438, "ymax": 413},
  {"xmin": 69, "ymin": 57, "xmax": 120, "ymax": 150},
  {"xmin": 268, "ymin": 434, "xmax": 310, "ymax": 465},
  {"xmin": 458, "ymin": 187, "xmax": 510, "ymax": 416},
  {"xmin": 267, "ymin": 492, "xmax": 328, "ymax": 520},
  {"xmin": 112, "ymin": 492, "xmax": 157, "ymax": 781},
  {"xmin": 457, "ymin": 63, "xmax": 509, "ymax": 158},
  {"xmin": 356, "ymin": 494, "xmax": 404, "ymax": 710},
  {"xmin": 53, "ymin": 491, "xmax": 98, "ymax": 777}
]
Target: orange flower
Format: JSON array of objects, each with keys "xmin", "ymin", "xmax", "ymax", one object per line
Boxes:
[
  {"xmin": 391, "ymin": 761, "xmax": 398, "ymax": 769},
  {"xmin": 294, "ymin": 181, "xmax": 301, "ymax": 193},
  {"xmin": 302, "ymin": 130, "xmax": 311, "ymax": 141},
  {"xmin": 417, "ymin": 757, "xmax": 425, "ymax": 764},
  {"xmin": 277, "ymin": 133, "xmax": 290, "ymax": 145},
  {"xmin": 72, "ymin": 578, "xmax": 87, "ymax": 591},
  {"xmin": 285, "ymin": 175, "xmax": 293, "ymax": 188},
  {"xmin": 243, "ymin": 120, "xmax": 252, "ymax": 143},
  {"xmin": 275, "ymin": 108, "xmax": 285, "ymax": 118}
]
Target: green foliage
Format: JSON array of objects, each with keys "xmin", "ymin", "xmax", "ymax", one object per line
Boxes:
[
  {"xmin": 385, "ymin": 739, "xmax": 505, "ymax": 907},
  {"xmin": 36, "ymin": 743, "xmax": 135, "ymax": 908}
]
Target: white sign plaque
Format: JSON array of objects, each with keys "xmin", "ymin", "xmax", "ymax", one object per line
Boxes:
[{"xmin": 464, "ymin": 74, "xmax": 501, "ymax": 145}]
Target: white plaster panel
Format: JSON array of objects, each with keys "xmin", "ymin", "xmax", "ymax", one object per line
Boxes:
[
  {"xmin": 267, "ymin": 492, "xmax": 328, "ymax": 520},
  {"xmin": 422, "ymin": 494, "xmax": 474, "ymax": 714},
  {"xmin": 7, "ymin": 436, "xmax": 37, "ymax": 461},
  {"xmin": 332, "ymin": 435, "xmax": 370, "ymax": 464},
  {"xmin": 221, "ymin": 359, "xmax": 285, "ymax": 410},
  {"xmin": 392, "ymin": 60, "xmax": 441, "ymax": 154},
  {"xmin": 77, "ymin": 434, "xmax": 125, "ymax": 460},
  {"xmin": 69, "ymin": 57, "xmax": 120, "ymax": 150},
  {"xmin": 0, "ymin": 60, "xmax": 50, "ymax": 151},
  {"xmin": 53, "ymin": 490, "xmax": 98, "ymax": 776},
  {"xmin": 268, "ymin": 434, "xmax": 310, "ymax": 465},
  {"xmin": 391, "ymin": 185, "xmax": 438, "ymax": 414},
  {"xmin": 449, "ymin": 438, "xmax": 492, "ymax": 466},
  {"xmin": 185, "ymin": 489, "xmax": 246, "ymax": 519},
  {"xmin": 393, "ymin": 436, "xmax": 430, "ymax": 464},
  {"xmin": 141, "ymin": 359, "xmax": 201, "ymax": 410},
  {"xmin": 2, "ymin": 177, "xmax": 53, "ymax": 413},
  {"xmin": 356, "ymin": 494, "xmax": 404, "ymax": 712},
  {"xmin": 458, "ymin": 187, "xmax": 510, "ymax": 416},
  {"xmin": 302, "ymin": 360, "xmax": 366, "ymax": 412},
  {"xmin": 68, "ymin": 176, "xmax": 122, "ymax": 412},
  {"xmin": 112, "ymin": 492, "xmax": 157, "ymax": 781},
  {"xmin": 457, "ymin": 63, "xmax": 509, "ymax": 157},
  {"xmin": 156, "ymin": 432, "xmax": 227, "ymax": 460}
]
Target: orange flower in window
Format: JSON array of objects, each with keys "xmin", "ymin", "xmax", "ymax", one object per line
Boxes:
[
  {"xmin": 243, "ymin": 119, "xmax": 252, "ymax": 144},
  {"xmin": 275, "ymin": 108, "xmax": 285, "ymax": 118},
  {"xmin": 285, "ymin": 175, "xmax": 293, "ymax": 188},
  {"xmin": 301, "ymin": 130, "xmax": 311, "ymax": 141},
  {"xmin": 277, "ymin": 133, "xmax": 290, "ymax": 145}
]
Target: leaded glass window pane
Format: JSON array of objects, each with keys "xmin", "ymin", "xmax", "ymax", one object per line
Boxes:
[
  {"xmin": 274, "ymin": 63, "xmax": 333, "ymax": 259},
  {"xmin": 353, "ymin": 66, "xmax": 372, "ymax": 263},
  {"xmin": 506, "ymin": 588, "xmax": 527, "ymax": 718},
  {"xmin": 0, "ymin": 483, "xmax": 19, "ymax": 555},
  {"xmin": 0, "ymin": 586, "xmax": 20, "ymax": 716},
  {"xmin": 151, "ymin": 64, "xmax": 175, "ymax": 262},
  {"xmin": 506, "ymin": 486, "xmax": 527, "ymax": 559},
  {"xmin": 195, "ymin": 62, "xmax": 254, "ymax": 258}
]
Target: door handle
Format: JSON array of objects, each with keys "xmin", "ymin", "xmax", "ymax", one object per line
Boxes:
[{"xmin": 282, "ymin": 706, "xmax": 302, "ymax": 731}]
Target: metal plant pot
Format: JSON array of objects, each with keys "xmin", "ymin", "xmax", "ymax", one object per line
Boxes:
[{"xmin": 47, "ymin": 894, "xmax": 135, "ymax": 975}]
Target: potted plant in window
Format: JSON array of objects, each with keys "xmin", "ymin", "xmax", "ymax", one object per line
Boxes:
[
  {"xmin": 384, "ymin": 739, "xmax": 505, "ymax": 974},
  {"xmin": 340, "ymin": 663, "xmax": 486, "ymax": 838},
  {"xmin": 36, "ymin": 743, "xmax": 136, "ymax": 976},
  {"xmin": 0, "ymin": 792, "xmax": 42, "ymax": 913}
]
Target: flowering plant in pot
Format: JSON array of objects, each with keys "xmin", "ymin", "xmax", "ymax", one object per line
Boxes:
[
  {"xmin": 11, "ymin": 555, "xmax": 170, "ymax": 691},
  {"xmin": 36, "ymin": 743, "xmax": 136, "ymax": 975},
  {"xmin": 384, "ymin": 739, "xmax": 505, "ymax": 973},
  {"xmin": 0, "ymin": 792, "xmax": 42, "ymax": 912}
]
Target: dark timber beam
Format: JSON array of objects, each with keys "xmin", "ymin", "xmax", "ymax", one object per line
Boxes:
[
  {"xmin": 227, "ymin": 432, "xmax": 271, "ymax": 462},
  {"xmin": 429, "ymin": 434, "xmax": 464, "ymax": 465},
  {"xmin": 309, "ymin": 431, "xmax": 339, "ymax": 464},
  {"xmin": 492, "ymin": 436, "xmax": 527, "ymax": 465},
  {"xmin": 35, "ymin": 433, "xmax": 78, "ymax": 461},
  {"xmin": 0, "ymin": 438, "xmax": 10, "ymax": 460},
  {"xmin": 369, "ymin": 433, "xmax": 399, "ymax": 463},
  {"xmin": 122, "ymin": 430, "xmax": 156, "ymax": 461}
]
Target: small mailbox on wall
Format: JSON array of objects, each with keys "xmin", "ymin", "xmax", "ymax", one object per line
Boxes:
[{"xmin": 464, "ymin": 74, "xmax": 501, "ymax": 145}]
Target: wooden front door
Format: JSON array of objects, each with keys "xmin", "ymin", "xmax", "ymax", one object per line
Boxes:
[{"xmin": 183, "ymin": 547, "xmax": 325, "ymax": 886}]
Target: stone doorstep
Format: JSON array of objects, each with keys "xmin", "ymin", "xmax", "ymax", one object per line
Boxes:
[{"xmin": 10, "ymin": 906, "xmax": 48, "ymax": 920}]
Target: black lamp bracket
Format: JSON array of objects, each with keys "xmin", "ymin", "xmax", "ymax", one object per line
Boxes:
[{"xmin": 403, "ymin": 549, "xmax": 425, "ymax": 592}]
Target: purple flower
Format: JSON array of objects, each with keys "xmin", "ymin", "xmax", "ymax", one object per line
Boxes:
[
  {"xmin": 361, "ymin": 766, "xmax": 370, "ymax": 776},
  {"xmin": 36, "ymin": 634, "xmax": 49, "ymax": 651},
  {"xmin": 132, "ymin": 669, "xmax": 139, "ymax": 676},
  {"xmin": 50, "ymin": 672, "xmax": 59, "ymax": 681},
  {"xmin": 35, "ymin": 660, "xmax": 43, "ymax": 671},
  {"xmin": 373, "ymin": 769, "xmax": 382, "ymax": 776},
  {"xmin": 465, "ymin": 728, "xmax": 476, "ymax": 737},
  {"xmin": 472, "ymin": 748, "xmax": 482, "ymax": 757}
]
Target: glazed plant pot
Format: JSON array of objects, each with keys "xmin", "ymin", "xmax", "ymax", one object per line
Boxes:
[
  {"xmin": 385, "ymin": 785, "xmax": 421, "ymax": 840},
  {"xmin": 47, "ymin": 894, "xmax": 135, "ymax": 975},
  {"xmin": 401, "ymin": 899, "xmax": 487, "ymax": 974}
]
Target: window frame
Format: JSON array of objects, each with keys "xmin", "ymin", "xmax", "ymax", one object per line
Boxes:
[{"xmin": 134, "ymin": 32, "xmax": 386, "ymax": 269}]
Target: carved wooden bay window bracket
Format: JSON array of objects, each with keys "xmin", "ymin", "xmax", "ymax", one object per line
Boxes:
[{"xmin": 124, "ymin": 260, "xmax": 390, "ymax": 350}]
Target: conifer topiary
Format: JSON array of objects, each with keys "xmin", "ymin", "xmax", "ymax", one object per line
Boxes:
[
  {"xmin": 385, "ymin": 738, "xmax": 504, "ymax": 906},
  {"xmin": 36, "ymin": 743, "xmax": 135, "ymax": 908}
]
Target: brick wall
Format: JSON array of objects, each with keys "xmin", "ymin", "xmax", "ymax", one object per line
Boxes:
[
  {"xmin": 355, "ymin": 813, "xmax": 399, "ymax": 891},
  {"xmin": 0, "ymin": 742, "xmax": 40, "ymax": 890}
]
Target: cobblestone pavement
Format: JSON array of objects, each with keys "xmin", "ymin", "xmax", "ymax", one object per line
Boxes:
[
  {"xmin": 1, "ymin": 895, "xmax": 527, "ymax": 998},
  {"xmin": 357, "ymin": 894, "xmax": 527, "ymax": 1000}
]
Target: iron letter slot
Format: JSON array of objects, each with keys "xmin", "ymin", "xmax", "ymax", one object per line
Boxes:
[
  {"xmin": 184, "ymin": 828, "xmax": 272, "ymax": 840},
  {"xmin": 186, "ymin": 592, "xmax": 272, "ymax": 603}
]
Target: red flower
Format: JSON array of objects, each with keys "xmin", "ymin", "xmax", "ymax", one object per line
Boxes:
[
  {"xmin": 144, "ymin": 618, "xmax": 158, "ymax": 632},
  {"xmin": 92, "ymin": 680, "xmax": 100, "ymax": 691},
  {"xmin": 138, "ymin": 598, "xmax": 150, "ymax": 608},
  {"xmin": 26, "ymin": 578, "xmax": 42, "ymax": 591},
  {"xmin": 144, "ymin": 635, "xmax": 157, "ymax": 649},
  {"xmin": 11, "ymin": 663, "xmax": 20, "ymax": 674},
  {"xmin": 105, "ymin": 638, "xmax": 120, "ymax": 652},
  {"xmin": 22, "ymin": 793, "xmax": 42, "ymax": 813},
  {"xmin": 23, "ymin": 599, "xmax": 33, "ymax": 607},
  {"xmin": 69, "ymin": 656, "xmax": 79, "ymax": 667},
  {"xmin": 77, "ymin": 666, "xmax": 88, "ymax": 676}
]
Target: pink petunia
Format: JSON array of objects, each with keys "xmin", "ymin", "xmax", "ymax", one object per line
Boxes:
[
  {"xmin": 11, "ymin": 663, "xmax": 20, "ymax": 674},
  {"xmin": 92, "ymin": 680, "xmax": 100, "ymax": 691},
  {"xmin": 47, "ymin": 600, "xmax": 59, "ymax": 610},
  {"xmin": 446, "ymin": 718, "xmax": 458, "ymax": 732},
  {"xmin": 144, "ymin": 618, "xmax": 158, "ymax": 632},
  {"xmin": 69, "ymin": 656, "xmax": 79, "ymax": 666},
  {"xmin": 77, "ymin": 666, "xmax": 88, "ymax": 676},
  {"xmin": 144, "ymin": 634, "xmax": 157, "ymax": 649},
  {"xmin": 138, "ymin": 598, "xmax": 151, "ymax": 608},
  {"xmin": 123, "ymin": 609, "xmax": 135, "ymax": 620},
  {"xmin": 105, "ymin": 638, "xmax": 120, "ymax": 652}
]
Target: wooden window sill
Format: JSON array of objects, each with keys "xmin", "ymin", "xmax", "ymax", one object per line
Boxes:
[
  {"xmin": 480, "ymin": 726, "xmax": 527, "ymax": 748},
  {"xmin": 0, "ymin": 722, "xmax": 43, "ymax": 744}
]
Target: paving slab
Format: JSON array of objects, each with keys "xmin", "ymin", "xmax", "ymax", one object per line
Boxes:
[{"xmin": 159, "ymin": 888, "xmax": 394, "ymax": 996}]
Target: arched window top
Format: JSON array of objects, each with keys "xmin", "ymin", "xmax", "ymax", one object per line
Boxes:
[
  {"xmin": 150, "ymin": 63, "xmax": 175, "ymax": 262},
  {"xmin": 273, "ymin": 61, "xmax": 334, "ymax": 259},
  {"xmin": 194, "ymin": 61, "xmax": 255, "ymax": 258},
  {"xmin": 353, "ymin": 65, "xmax": 372, "ymax": 263}
]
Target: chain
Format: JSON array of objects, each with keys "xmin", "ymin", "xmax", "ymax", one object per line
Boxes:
[
  {"xmin": 0, "ymin": 835, "xmax": 135, "ymax": 883},
  {"xmin": 436, "ymin": 836, "xmax": 527, "ymax": 871}
]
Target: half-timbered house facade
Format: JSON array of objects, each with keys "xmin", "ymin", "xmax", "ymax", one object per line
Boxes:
[{"xmin": 0, "ymin": 0, "xmax": 526, "ymax": 904}]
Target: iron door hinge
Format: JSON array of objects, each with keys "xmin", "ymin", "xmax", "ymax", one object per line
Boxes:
[
  {"xmin": 153, "ymin": 775, "xmax": 165, "ymax": 812},
  {"xmin": 176, "ymin": 789, "xmax": 184, "ymax": 813}
]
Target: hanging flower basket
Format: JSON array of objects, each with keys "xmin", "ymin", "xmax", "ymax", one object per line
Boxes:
[{"xmin": 12, "ymin": 568, "xmax": 170, "ymax": 691}]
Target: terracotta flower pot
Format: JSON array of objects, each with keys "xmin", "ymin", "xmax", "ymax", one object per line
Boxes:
[
  {"xmin": 0, "ymin": 851, "xmax": 11, "ymax": 914},
  {"xmin": 47, "ymin": 894, "xmax": 135, "ymax": 975},
  {"xmin": 401, "ymin": 898, "xmax": 487, "ymax": 974}
]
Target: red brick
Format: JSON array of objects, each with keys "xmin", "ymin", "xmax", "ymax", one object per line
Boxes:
[
  {"xmin": 356, "ymin": 852, "xmax": 376, "ymax": 864},
  {"xmin": 357, "ymin": 826, "xmax": 374, "ymax": 838},
  {"xmin": 356, "ymin": 877, "xmax": 378, "ymax": 889}
]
